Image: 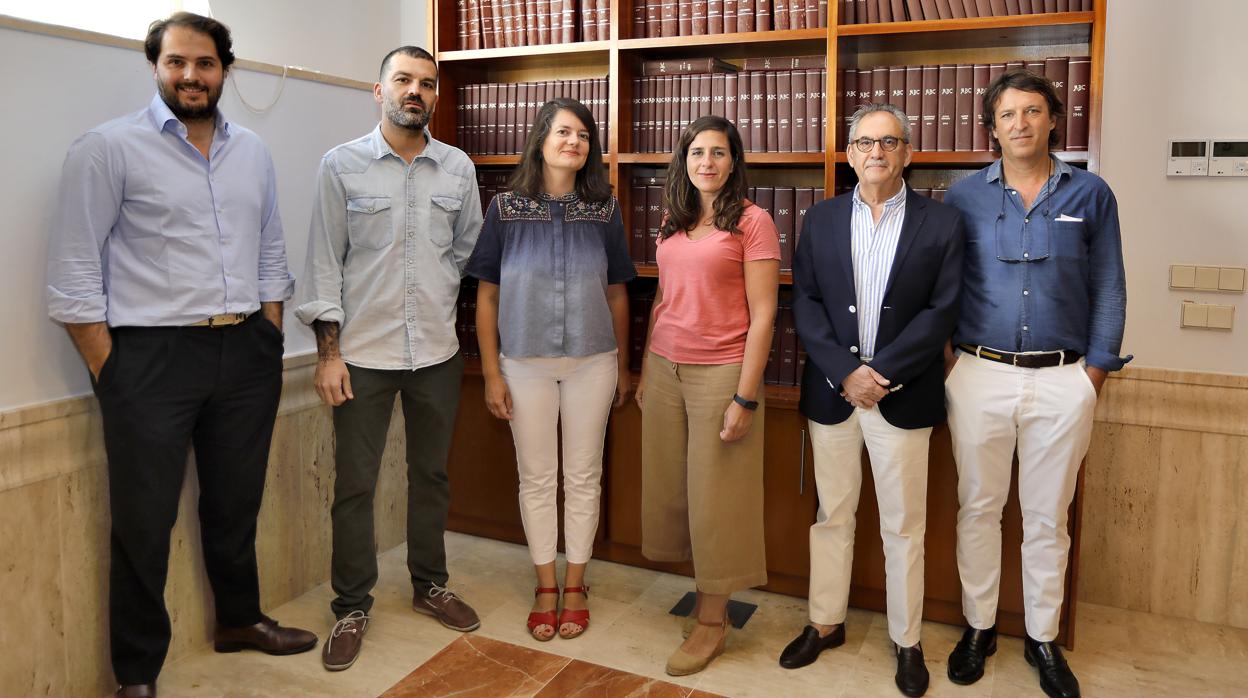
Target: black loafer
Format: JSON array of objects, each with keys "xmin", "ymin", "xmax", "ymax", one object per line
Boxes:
[
  {"xmin": 895, "ymin": 643, "xmax": 929, "ymax": 697},
  {"xmin": 1025, "ymin": 636, "xmax": 1081, "ymax": 698},
  {"xmin": 779, "ymin": 624, "xmax": 845, "ymax": 669},
  {"xmin": 947, "ymin": 625, "xmax": 997, "ymax": 685}
]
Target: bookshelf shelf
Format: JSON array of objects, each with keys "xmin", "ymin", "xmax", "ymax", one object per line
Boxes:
[
  {"xmin": 837, "ymin": 11, "xmax": 1093, "ymax": 37},
  {"xmin": 618, "ymin": 28, "xmax": 829, "ymax": 56},
  {"xmin": 619, "ymin": 152, "xmax": 826, "ymax": 166},
  {"xmin": 832, "ymin": 151, "xmax": 1090, "ymax": 165},
  {"xmin": 469, "ymin": 155, "xmax": 522, "ymax": 166},
  {"xmin": 437, "ymin": 40, "xmax": 612, "ymax": 62}
]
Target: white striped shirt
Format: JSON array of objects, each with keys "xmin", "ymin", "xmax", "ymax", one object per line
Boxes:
[{"xmin": 850, "ymin": 183, "xmax": 908, "ymax": 361}]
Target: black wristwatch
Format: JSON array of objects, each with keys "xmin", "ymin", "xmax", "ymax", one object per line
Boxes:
[{"xmin": 732, "ymin": 393, "xmax": 759, "ymax": 411}]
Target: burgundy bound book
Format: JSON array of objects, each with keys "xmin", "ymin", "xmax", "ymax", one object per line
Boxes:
[
  {"xmin": 1057, "ymin": 0, "xmax": 1068, "ymax": 10},
  {"xmin": 630, "ymin": 79, "xmax": 641, "ymax": 152},
  {"xmin": 791, "ymin": 0, "xmax": 806, "ymax": 28},
  {"xmin": 765, "ymin": 72, "xmax": 780, "ymax": 152},
  {"xmin": 633, "ymin": 0, "xmax": 647, "ymax": 37},
  {"xmin": 867, "ymin": 0, "xmax": 880, "ymax": 23},
  {"xmin": 878, "ymin": 0, "xmax": 892, "ymax": 22},
  {"xmin": 856, "ymin": 67, "xmax": 872, "ymax": 111},
  {"xmin": 709, "ymin": 0, "xmax": 724, "ymax": 32},
  {"xmin": 961, "ymin": 0, "xmax": 978, "ymax": 16},
  {"xmin": 934, "ymin": 0, "xmax": 954, "ymax": 19},
  {"xmin": 597, "ymin": 0, "xmax": 610, "ymax": 39},
  {"xmin": 584, "ymin": 0, "xmax": 599, "ymax": 40},
  {"xmin": 725, "ymin": 73, "xmax": 739, "ymax": 132},
  {"xmin": 645, "ymin": 184, "xmax": 663, "ymax": 263},
  {"xmin": 679, "ymin": 75, "xmax": 692, "ymax": 139},
  {"xmin": 890, "ymin": 0, "xmax": 908, "ymax": 20},
  {"xmin": 1044, "ymin": 0, "xmax": 1057, "ymax": 12},
  {"xmin": 642, "ymin": 77, "xmax": 654, "ymax": 152},
  {"xmin": 505, "ymin": 83, "xmax": 517, "ymax": 153},
  {"xmin": 794, "ymin": 71, "xmax": 809, "ymax": 151},
  {"xmin": 1019, "ymin": 0, "xmax": 1034, "ymax": 12},
  {"xmin": 1066, "ymin": 55, "xmax": 1090, "ymax": 150},
  {"xmin": 776, "ymin": 0, "xmax": 791, "ymax": 28},
  {"xmin": 972, "ymin": 63, "xmax": 989, "ymax": 151},
  {"xmin": 1004, "ymin": 0, "xmax": 1020, "ymax": 14},
  {"xmin": 678, "ymin": 0, "xmax": 692, "ymax": 35},
  {"xmin": 889, "ymin": 65, "xmax": 906, "ymax": 110},
  {"xmin": 736, "ymin": 73, "xmax": 752, "ymax": 150},
  {"xmin": 919, "ymin": 0, "xmax": 938, "ymax": 19},
  {"xmin": 456, "ymin": 87, "xmax": 467, "ymax": 149},
  {"xmin": 905, "ymin": 65, "xmax": 922, "ymax": 150},
  {"xmin": 750, "ymin": 72, "xmax": 766, "ymax": 152},
  {"xmin": 1004, "ymin": 59, "xmax": 1023, "ymax": 71},
  {"xmin": 755, "ymin": 186, "xmax": 775, "ymax": 223},
  {"xmin": 1080, "ymin": 0, "xmax": 1090, "ymax": 11},
  {"xmin": 482, "ymin": 83, "xmax": 496, "ymax": 154},
  {"xmin": 780, "ymin": 307, "xmax": 797, "ymax": 385},
  {"xmin": 955, "ymin": 63, "xmax": 973, "ymax": 151},
  {"xmin": 795, "ymin": 188, "xmax": 814, "ymax": 243},
  {"xmin": 796, "ymin": 342, "xmax": 807, "ymax": 386},
  {"xmin": 662, "ymin": 0, "xmax": 679, "ymax": 36},
  {"xmin": 696, "ymin": 73, "xmax": 711, "ymax": 126},
  {"xmin": 775, "ymin": 187, "xmax": 795, "ymax": 270},
  {"xmin": 536, "ymin": 0, "xmax": 550, "ymax": 43},
  {"xmin": 562, "ymin": 0, "xmax": 576, "ymax": 41},
  {"xmin": 743, "ymin": 55, "xmax": 826, "ymax": 70},
  {"xmin": 905, "ymin": 0, "xmax": 923, "ymax": 19},
  {"xmin": 913, "ymin": 187, "xmax": 931, "ymax": 198},
  {"xmin": 975, "ymin": 0, "xmax": 993, "ymax": 15},
  {"xmin": 844, "ymin": 0, "xmax": 856, "ymax": 23},
  {"xmin": 937, "ymin": 64, "xmax": 955, "ymax": 150},
  {"xmin": 712, "ymin": 73, "xmax": 726, "ymax": 117},
  {"xmin": 812, "ymin": 0, "xmax": 824, "ymax": 28},
  {"xmin": 736, "ymin": 0, "xmax": 753, "ymax": 33},
  {"xmin": 660, "ymin": 76, "xmax": 673, "ymax": 151},
  {"xmin": 755, "ymin": 0, "xmax": 771, "ymax": 31},
  {"xmin": 921, "ymin": 65, "xmax": 938, "ymax": 151},
  {"xmin": 872, "ymin": 66, "xmax": 888, "ymax": 103},
  {"xmin": 641, "ymin": 58, "xmax": 737, "ymax": 75},
  {"xmin": 647, "ymin": 0, "xmax": 662, "ymax": 36},
  {"xmin": 1045, "ymin": 56, "xmax": 1069, "ymax": 150},
  {"xmin": 931, "ymin": 187, "xmax": 946, "ymax": 202},
  {"xmin": 856, "ymin": 0, "xmax": 869, "ymax": 23},
  {"xmin": 630, "ymin": 183, "xmax": 647, "ymax": 262},
  {"xmin": 525, "ymin": 0, "xmax": 540, "ymax": 44},
  {"xmin": 457, "ymin": 0, "xmax": 469, "ymax": 49},
  {"xmin": 818, "ymin": 69, "xmax": 827, "ymax": 150},
  {"xmin": 1026, "ymin": 59, "xmax": 1045, "ymax": 76},
  {"xmin": 693, "ymin": 0, "xmax": 709, "ymax": 34},
  {"xmin": 766, "ymin": 320, "xmax": 780, "ymax": 384},
  {"xmin": 725, "ymin": 0, "xmax": 738, "ymax": 31},
  {"xmin": 777, "ymin": 71, "xmax": 793, "ymax": 152},
  {"xmin": 947, "ymin": 0, "xmax": 965, "ymax": 17},
  {"xmin": 481, "ymin": 0, "xmax": 496, "ymax": 47}
]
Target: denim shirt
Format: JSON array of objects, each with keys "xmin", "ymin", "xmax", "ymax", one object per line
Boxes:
[
  {"xmin": 465, "ymin": 191, "xmax": 635, "ymax": 358},
  {"xmin": 944, "ymin": 156, "xmax": 1131, "ymax": 372},
  {"xmin": 295, "ymin": 126, "xmax": 482, "ymax": 370}
]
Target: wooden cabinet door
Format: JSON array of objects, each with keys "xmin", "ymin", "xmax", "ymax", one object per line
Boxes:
[
  {"xmin": 761, "ymin": 408, "xmax": 820, "ymax": 596},
  {"xmin": 445, "ymin": 375, "xmax": 526, "ymax": 544}
]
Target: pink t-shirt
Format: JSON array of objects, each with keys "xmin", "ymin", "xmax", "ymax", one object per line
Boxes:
[{"xmin": 649, "ymin": 203, "xmax": 781, "ymax": 364}]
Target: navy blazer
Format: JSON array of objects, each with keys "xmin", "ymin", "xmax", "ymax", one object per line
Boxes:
[{"xmin": 793, "ymin": 187, "xmax": 965, "ymax": 429}]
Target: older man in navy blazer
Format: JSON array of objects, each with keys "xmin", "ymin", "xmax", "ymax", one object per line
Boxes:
[{"xmin": 779, "ymin": 103, "xmax": 964, "ymax": 698}]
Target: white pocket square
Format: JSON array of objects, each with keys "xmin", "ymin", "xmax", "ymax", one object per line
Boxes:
[{"xmin": 1055, "ymin": 214, "xmax": 1083, "ymax": 222}]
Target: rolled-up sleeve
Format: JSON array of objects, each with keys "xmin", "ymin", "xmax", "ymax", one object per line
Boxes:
[
  {"xmin": 257, "ymin": 150, "xmax": 295, "ymax": 302},
  {"xmin": 294, "ymin": 156, "xmax": 349, "ymax": 325},
  {"xmin": 46, "ymin": 133, "xmax": 120, "ymax": 324}
]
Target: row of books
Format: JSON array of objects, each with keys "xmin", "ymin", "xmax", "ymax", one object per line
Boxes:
[
  {"xmin": 456, "ymin": 78, "xmax": 611, "ymax": 155},
  {"xmin": 838, "ymin": 0, "xmax": 1092, "ymax": 24},
  {"xmin": 457, "ymin": 0, "xmax": 608, "ymax": 49},
  {"xmin": 631, "ymin": 59, "xmax": 828, "ymax": 153},
  {"xmin": 631, "ymin": 0, "xmax": 829, "ymax": 38},
  {"xmin": 836, "ymin": 56, "xmax": 1090, "ymax": 152}
]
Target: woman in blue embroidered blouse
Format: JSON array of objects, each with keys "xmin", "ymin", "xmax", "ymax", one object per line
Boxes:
[{"xmin": 466, "ymin": 98, "xmax": 635, "ymax": 642}]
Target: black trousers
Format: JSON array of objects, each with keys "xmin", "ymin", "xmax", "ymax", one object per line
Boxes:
[{"xmin": 93, "ymin": 314, "xmax": 284, "ymax": 684}]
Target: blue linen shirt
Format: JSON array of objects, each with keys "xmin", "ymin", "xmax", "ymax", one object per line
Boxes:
[
  {"xmin": 46, "ymin": 94, "xmax": 294, "ymax": 327},
  {"xmin": 465, "ymin": 191, "xmax": 635, "ymax": 358},
  {"xmin": 944, "ymin": 156, "xmax": 1130, "ymax": 372}
]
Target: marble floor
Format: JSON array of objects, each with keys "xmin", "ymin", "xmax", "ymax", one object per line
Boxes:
[{"xmin": 157, "ymin": 533, "xmax": 1248, "ymax": 697}]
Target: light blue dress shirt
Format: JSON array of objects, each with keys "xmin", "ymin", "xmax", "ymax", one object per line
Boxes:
[
  {"xmin": 850, "ymin": 183, "xmax": 907, "ymax": 361},
  {"xmin": 46, "ymin": 94, "xmax": 294, "ymax": 327}
]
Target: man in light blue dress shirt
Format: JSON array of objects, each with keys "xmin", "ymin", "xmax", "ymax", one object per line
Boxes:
[{"xmin": 45, "ymin": 13, "xmax": 316, "ymax": 697}]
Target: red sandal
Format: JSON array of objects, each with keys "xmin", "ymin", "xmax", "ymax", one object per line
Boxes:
[
  {"xmin": 558, "ymin": 586, "xmax": 590, "ymax": 639},
  {"xmin": 527, "ymin": 587, "xmax": 560, "ymax": 641}
]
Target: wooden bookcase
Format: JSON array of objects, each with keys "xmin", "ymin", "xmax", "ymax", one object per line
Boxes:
[{"xmin": 429, "ymin": 0, "xmax": 1106, "ymax": 647}]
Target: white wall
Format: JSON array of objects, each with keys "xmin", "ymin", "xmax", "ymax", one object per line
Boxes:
[
  {"xmin": 211, "ymin": 0, "xmax": 402, "ymax": 83},
  {"xmin": 1100, "ymin": 1, "xmax": 1248, "ymax": 374},
  {"xmin": 402, "ymin": 0, "xmax": 430, "ymax": 50}
]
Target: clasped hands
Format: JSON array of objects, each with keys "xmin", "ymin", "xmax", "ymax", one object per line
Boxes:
[{"xmin": 839, "ymin": 364, "xmax": 891, "ymax": 410}]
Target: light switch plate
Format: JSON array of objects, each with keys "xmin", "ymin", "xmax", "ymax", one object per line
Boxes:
[
  {"xmin": 1170, "ymin": 264, "xmax": 1197, "ymax": 289},
  {"xmin": 1181, "ymin": 302, "xmax": 1209, "ymax": 328},
  {"xmin": 1194, "ymin": 266, "xmax": 1221, "ymax": 291},
  {"xmin": 1219, "ymin": 267, "xmax": 1246, "ymax": 292},
  {"xmin": 1207, "ymin": 305, "xmax": 1235, "ymax": 330}
]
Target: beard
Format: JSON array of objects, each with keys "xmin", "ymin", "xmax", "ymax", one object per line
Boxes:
[
  {"xmin": 384, "ymin": 94, "xmax": 432, "ymax": 132},
  {"xmin": 158, "ymin": 79, "xmax": 222, "ymax": 122}
]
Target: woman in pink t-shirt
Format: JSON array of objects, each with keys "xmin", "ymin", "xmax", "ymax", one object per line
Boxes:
[{"xmin": 635, "ymin": 115, "xmax": 780, "ymax": 676}]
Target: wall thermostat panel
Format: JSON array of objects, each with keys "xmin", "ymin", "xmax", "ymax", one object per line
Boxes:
[
  {"xmin": 1167, "ymin": 140, "xmax": 1209, "ymax": 176},
  {"xmin": 1210, "ymin": 140, "xmax": 1248, "ymax": 177}
]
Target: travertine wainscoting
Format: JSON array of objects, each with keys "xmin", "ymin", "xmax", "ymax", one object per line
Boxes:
[
  {"xmin": 0, "ymin": 354, "xmax": 416, "ymax": 697},
  {"xmin": 2, "ymin": 361, "xmax": 1244, "ymax": 695}
]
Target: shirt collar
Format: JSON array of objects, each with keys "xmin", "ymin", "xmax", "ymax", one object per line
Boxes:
[
  {"xmin": 368, "ymin": 124, "xmax": 446, "ymax": 164},
  {"xmin": 852, "ymin": 181, "xmax": 908, "ymax": 209},
  {"xmin": 146, "ymin": 93, "xmax": 231, "ymax": 140},
  {"xmin": 984, "ymin": 154, "xmax": 1071, "ymax": 184}
]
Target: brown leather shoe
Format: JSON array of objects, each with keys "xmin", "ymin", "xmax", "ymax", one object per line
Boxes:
[
  {"xmin": 214, "ymin": 615, "xmax": 318, "ymax": 655},
  {"xmin": 116, "ymin": 684, "xmax": 156, "ymax": 697},
  {"xmin": 413, "ymin": 584, "xmax": 480, "ymax": 632},
  {"xmin": 323, "ymin": 610, "xmax": 369, "ymax": 671}
]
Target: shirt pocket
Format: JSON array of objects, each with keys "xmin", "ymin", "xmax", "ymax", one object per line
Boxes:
[
  {"xmin": 1050, "ymin": 217, "xmax": 1089, "ymax": 259},
  {"xmin": 346, "ymin": 196, "xmax": 394, "ymax": 251},
  {"xmin": 430, "ymin": 195, "xmax": 462, "ymax": 248}
]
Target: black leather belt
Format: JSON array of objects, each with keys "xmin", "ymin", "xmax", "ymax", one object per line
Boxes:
[{"xmin": 958, "ymin": 344, "xmax": 1082, "ymax": 369}]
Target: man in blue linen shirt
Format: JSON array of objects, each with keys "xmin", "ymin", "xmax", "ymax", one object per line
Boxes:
[
  {"xmin": 45, "ymin": 13, "xmax": 315, "ymax": 697},
  {"xmin": 941, "ymin": 70, "xmax": 1129, "ymax": 698}
]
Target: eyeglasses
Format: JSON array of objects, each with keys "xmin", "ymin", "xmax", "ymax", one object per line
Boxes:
[{"xmin": 852, "ymin": 136, "xmax": 907, "ymax": 153}]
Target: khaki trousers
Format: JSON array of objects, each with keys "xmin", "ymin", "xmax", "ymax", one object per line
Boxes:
[{"xmin": 641, "ymin": 353, "xmax": 768, "ymax": 594}]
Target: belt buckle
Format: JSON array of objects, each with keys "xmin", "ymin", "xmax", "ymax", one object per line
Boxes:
[{"xmin": 1011, "ymin": 352, "xmax": 1020, "ymax": 366}]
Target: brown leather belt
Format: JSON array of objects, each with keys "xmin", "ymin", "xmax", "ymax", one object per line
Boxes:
[
  {"xmin": 958, "ymin": 344, "xmax": 1082, "ymax": 369},
  {"xmin": 187, "ymin": 312, "xmax": 250, "ymax": 328}
]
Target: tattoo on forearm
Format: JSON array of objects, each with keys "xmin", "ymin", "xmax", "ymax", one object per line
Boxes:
[{"xmin": 313, "ymin": 320, "xmax": 341, "ymax": 361}]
